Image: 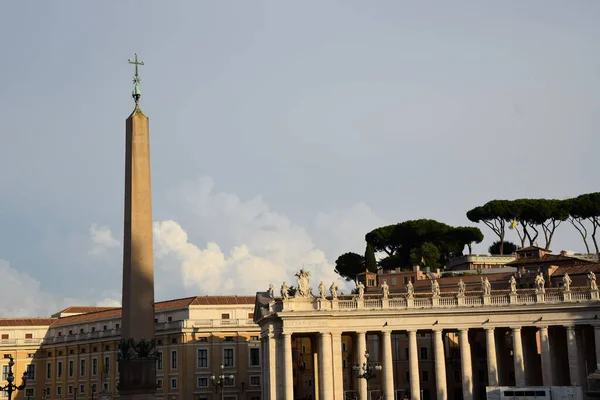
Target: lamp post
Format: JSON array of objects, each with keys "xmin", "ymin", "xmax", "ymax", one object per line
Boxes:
[
  {"xmin": 352, "ymin": 350, "xmax": 382, "ymax": 398},
  {"xmin": 211, "ymin": 364, "xmax": 234, "ymax": 400},
  {"xmin": 0, "ymin": 356, "xmax": 28, "ymax": 400}
]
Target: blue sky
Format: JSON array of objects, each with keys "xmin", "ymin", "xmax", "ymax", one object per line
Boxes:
[{"xmin": 0, "ymin": 1, "xmax": 599, "ymax": 316}]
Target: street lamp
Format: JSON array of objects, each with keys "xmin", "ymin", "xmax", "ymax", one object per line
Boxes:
[
  {"xmin": 0, "ymin": 356, "xmax": 28, "ymax": 400},
  {"xmin": 211, "ymin": 364, "xmax": 234, "ymax": 400},
  {"xmin": 352, "ymin": 350, "xmax": 382, "ymax": 397}
]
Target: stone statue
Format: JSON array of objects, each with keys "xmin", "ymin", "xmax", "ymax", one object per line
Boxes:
[
  {"xmin": 406, "ymin": 281, "xmax": 414, "ymax": 298},
  {"xmin": 281, "ymin": 282, "xmax": 290, "ymax": 300},
  {"xmin": 535, "ymin": 273, "xmax": 546, "ymax": 294},
  {"xmin": 481, "ymin": 277, "xmax": 491, "ymax": 296},
  {"xmin": 330, "ymin": 282, "xmax": 338, "ymax": 299},
  {"xmin": 357, "ymin": 282, "xmax": 365, "ymax": 300},
  {"xmin": 432, "ymin": 279, "xmax": 440, "ymax": 297},
  {"xmin": 295, "ymin": 269, "xmax": 312, "ymax": 298},
  {"xmin": 318, "ymin": 281, "xmax": 326, "ymax": 299},
  {"xmin": 589, "ymin": 272, "xmax": 598, "ymax": 291},
  {"xmin": 381, "ymin": 280, "xmax": 390, "ymax": 299},
  {"xmin": 267, "ymin": 283, "xmax": 274, "ymax": 299},
  {"xmin": 509, "ymin": 276, "xmax": 517, "ymax": 293},
  {"xmin": 562, "ymin": 273, "xmax": 572, "ymax": 292},
  {"xmin": 457, "ymin": 279, "xmax": 466, "ymax": 296}
]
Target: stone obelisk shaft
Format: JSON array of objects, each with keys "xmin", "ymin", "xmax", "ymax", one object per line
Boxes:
[{"xmin": 122, "ymin": 106, "xmax": 155, "ymax": 343}]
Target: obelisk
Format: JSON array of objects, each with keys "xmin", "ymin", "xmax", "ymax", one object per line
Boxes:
[{"xmin": 118, "ymin": 53, "xmax": 157, "ymax": 400}]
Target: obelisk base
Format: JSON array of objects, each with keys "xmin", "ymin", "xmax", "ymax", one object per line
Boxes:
[{"xmin": 118, "ymin": 359, "xmax": 157, "ymax": 400}]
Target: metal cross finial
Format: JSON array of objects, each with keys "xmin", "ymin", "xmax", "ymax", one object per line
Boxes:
[{"xmin": 128, "ymin": 53, "xmax": 144, "ymax": 104}]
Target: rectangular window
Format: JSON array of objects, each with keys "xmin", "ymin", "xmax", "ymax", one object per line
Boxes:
[
  {"xmin": 404, "ymin": 347, "xmax": 409, "ymax": 361},
  {"xmin": 25, "ymin": 333, "xmax": 33, "ymax": 339},
  {"xmin": 57, "ymin": 387, "xmax": 62, "ymax": 395},
  {"xmin": 80, "ymin": 359, "xmax": 86, "ymax": 376},
  {"xmin": 68, "ymin": 385, "xmax": 73, "ymax": 394},
  {"xmin": 25, "ymin": 388, "xmax": 34, "ymax": 397},
  {"xmin": 170, "ymin": 378, "xmax": 177, "ymax": 389},
  {"xmin": 391, "ymin": 277, "xmax": 397, "ymax": 285},
  {"xmin": 342, "ymin": 342, "xmax": 347, "ymax": 352},
  {"xmin": 92, "ymin": 358, "xmax": 98, "ymax": 375},
  {"xmin": 80, "ymin": 384, "xmax": 85, "ymax": 394},
  {"xmin": 249, "ymin": 348, "xmax": 260, "ymax": 366},
  {"xmin": 157, "ymin": 379, "xmax": 163, "ymax": 389},
  {"xmin": 422, "ymin": 370, "xmax": 429, "ymax": 382},
  {"xmin": 69, "ymin": 360, "xmax": 74, "ymax": 377},
  {"xmin": 420, "ymin": 347, "xmax": 428, "ymax": 360},
  {"xmin": 157, "ymin": 352, "xmax": 163, "ymax": 370},
  {"xmin": 57, "ymin": 361, "xmax": 63, "ymax": 378},
  {"xmin": 92, "ymin": 384, "xmax": 97, "ymax": 393},
  {"xmin": 46, "ymin": 362, "xmax": 51, "ymax": 379},
  {"xmin": 171, "ymin": 350, "xmax": 177, "ymax": 369},
  {"xmin": 221, "ymin": 313, "xmax": 230, "ymax": 319},
  {"xmin": 250, "ymin": 376, "xmax": 260, "ymax": 386},
  {"xmin": 197, "ymin": 349, "xmax": 208, "ymax": 368},
  {"xmin": 26, "ymin": 364, "xmax": 35, "ymax": 380},
  {"xmin": 248, "ymin": 313, "xmax": 254, "ymax": 319},
  {"xmin": 1, "ymin": 334, "xmax": 8, "ymax": 340},
  {"xmin": 223, "ymin": 349, "xmax": 234, "ymax": 367},
  {"xmin": 104, "ymin": 356, "xmax": 110, "ymax": 373},
  {"xmin": 224, "ymin": 376, "xmax": 234, "ymax": 386},
  {"xmin": 2, "ymin": 365, "xmax": 9, "ymax": 380},
  {"xmin": 197, "ymin": 376, "xmax": 209, "ymax": 388}
]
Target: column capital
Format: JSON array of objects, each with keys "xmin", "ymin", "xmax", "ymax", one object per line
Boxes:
[
  {"xmin": 458, "ymin": 328, "xmax": 469, "ymax": 333},
  {"xmin": 432, "ymin": 328, "xmax": 444, "ymax": 334},
  {"xmin": 538, "ymin": 325, "xmax": 549, "ymax": 332},
  {"xmin": 564, "ymin": 325, "xmax": 576, "ymax": 331},
  {"xmin": 380, "ymin": 329, "xmax": 392, "ymax": 336},
  {"xmin": 484, "ymin": 326, "xmax": 495, "ymax": 332},
  {"xmin": 511, "ymin": 326, "xmax": 522, "ymax": 332}
]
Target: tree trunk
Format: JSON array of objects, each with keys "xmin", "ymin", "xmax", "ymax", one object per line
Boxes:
[{"xmin": 569, "ymin": 217, "xmax": 590, "ymax": 253}]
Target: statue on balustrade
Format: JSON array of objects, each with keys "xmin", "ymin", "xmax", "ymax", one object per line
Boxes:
[
  {"xmin": 330, "ymin": 282, "xmax": 338, "ymax": 299},
  {"xmin": 357, "ymin": 282, "xmax": 365, "ymax": 300},
  {"xmin": 267, "ymin": 283, "xmax": 274, "ymax": 299},
  {"xmin": 381, "ymin": 280, "xmax": 390, "ymax": 299},
  {"xmin": 318, "ymin": 281, "xmax": 326, "ymax": 299},
  {"xmin": 281, "ymin": 282, "xmax": 290, "ymax": 300},
  {"xmin": 406, "ymin": 280, "xmax": 414, "ymax": 298},
  {"xmin": 589, "ymin": 271, "xmax": 598, "ymax": 291},
  {"xmin": 509, "ymin": 276, "xmax": 517, "ymax": 293},
  {"xmin": 535, "ymin": 273, "xmax": 546, "ymax": 294},
  {"xmin": 562, "ymin": 273, "xmax": 572, "ymax": 292},
  {"xmin": 482, "ymin": 277, "xmax": 491, "ymax": 296},
  {"xmin": 431, "ymin": 279, "xmax": 440, "ymax": 297},
  {"xmin": 295, "ymin": 269, "xmax": 312, "ymax": 298},
  {"xmin": 457, "ymin": 279, "xmax": 466, "ymax": 296}
]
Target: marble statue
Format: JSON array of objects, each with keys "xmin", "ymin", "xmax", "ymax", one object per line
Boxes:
[
  {"xmin": 267, "ymin": 283, "xmax": 274, "ymax": 299},
  {"xmin": 357, "ymin": 282, "xmax": 365, "ymax": 300},
  {"xmin": 330, "ymin": 282, "xmax": 338, "ymax": 299},
  {"xmin": 381, "ymin": 280, "xmax": 390, "ymax": 299},
  {"xmin": 406, "ymin": 281, "xmax": 414, "ymax": 298},
  {"xmin": 281, "ymin": 281, "xmax": 290, "ymax": 300},
  {"xmin": 318, "ymin": 281, "xmax": 326, "ymax": 299},
  {"xmin": 563, "ymin": 273, "xmax": 572, "ymax": 292},
  {"xmin": 295, "ymin": 269, "xmax": 312, "ymax": 298},
  {"xmin": 589, "ymin": 271, "xmax": 598, "ymax": 291},
  {"xmin": 535, "ymin": 273, "xmax": 546, "ymax": 294},
  {"xmin": 432, "ymin": 279, "xmax": 440, "ymax": 297},
  {"xmin": 509, "ymin": 276, "xmax": 517, "ymax": 293},
  {"xmin": 482, "ymin": 277, "xmax": 491, "ymax": 296},
  {"xmin": 457, "ymin": 279, "xmax": 466, "ymax": 296}
]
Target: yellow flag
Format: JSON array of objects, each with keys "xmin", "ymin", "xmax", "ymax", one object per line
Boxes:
[
  {"xmin": 510, "ymin": 219, "xmax": 517, "ymax": 230},
  {"xmin": 421, "ymin": 257, "xmax": 425, "ymax": 264}
]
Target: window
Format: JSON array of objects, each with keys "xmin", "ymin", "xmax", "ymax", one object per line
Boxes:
[
  {"xmin": 197, "ymin": 349, "xmax": 208, "ymax": 368},
  {"xmin": 422, "ymin": 370, "xmax": 429, "ymax": 382},
  {"xmin": 342, "ymin": 342, "xmax": 347, "ymax": 352},
  {"xmin": 2, "ymin": 365, "xmax": 8, "ymax": 380},
  {"xmin": 80, "ymin": 328, "xmax": 84, "ymax": 334},
  {"xmin": 80, "ymin": 384, "xmax": 85, "ymax": 394},
  {"xmin": 250, "ymin": 336, "xmax": 259, "ymax": 341},
  {"xmin": 221, "ymin": 313, "xmax": 230, "ymax": 319},
  {"xmin": 420, "ymin": 347, "xmax": 428, "ymax": 360},
  {"xmin": 26, "ymin": 364, "xmax": 35, "ymax": 380},
  {"xmin": 116, "ymin": 323, "xmax": 120, "ymax": 329},
  {"xmin": 104, "ymin": 356, "xmax": 110, "ymax": 373},
  {"xmin": 157, "ymin": 352, "xmax": 163, "ymax": 370},
  {"xmin": 68, "ymin": 385, "xmax": 73, "ymax": 394},
  {"xmin": 157, "ymin": 379, "xmax": 163, "ymax": 389},
  {"xmin": 197, "ymin": 376, "xmax": 209, "ymax": 388},
  {"xmin": 57, "ymin": 386, "xmax": 62, "ymax": 395},
  {"xmin": 0, "ymin": 334, "xmax": 7, "ymax": 340},
  {"xmin": 405, "ymin": 371, "xmax": 410, "ymax": 383},
  {"xmin": 91, "ymin": 327, "xmax": 95, "ymax": 332},
  {"xmin": 25, "ymin": 333, "xmax": 33, "ymax": 339},
  {"xmin": 391, "ymin": 277, "xmax": 397, "ymax": 285},
  {"xmin": 404, "ymin": 348, "xmax": 409, "ymax": 361},
  {"xmin": 92, "ymin": 358, "xmax": 98, "ymax": 375},
  {"xmin": 250, "ymin": 376, "xmax": 260, "ymax": 386},
  {"xmin": 46, "ymin": 362, "xmax": 51, "ymax": 379},
  {"xmin": 170, "ymin": 350, "xmax": 177, "ymax": 369},
  {"xmin": 25, "ymin": 388, "xmax": 34, "ymax": 397},
  {"xmin": 170, "ymin": 378, "xmax": 177, "ymax": 389},
  {"xmin": 92, "ymin": 384, "xmax": 97, "ymax": 393},
  {"xmin": 69, "ymin": 360, "xmax": 74, "ymax": 377},
  {"xmin": 57, "ymin": 361, "xmax": 63, "ymax": 378},
  {"xmin": 80, "ymin": 359, "xmax": 86, "ymax": 376},
  {"xmin": 249, "ymin": 348, "xmax": 260, "ymax": 366},
  {"xmin": 224, "ymin": 336, "xmax": 234, "ymax": 342},
  {"xmin": 167, "ymin": 316, "xmax": 172, "ymax": 322},
  {"xmin": 248, "ymin": 313, "xmax": 254, "ymax": 319},
  {"xmin": 47, "ymin": 352, "xmax": 52, "ymax": 357},
  {"xmin": 224, "ymin": 376, "xmax": 234, "ymax": 386},
  {"xmin": 223, "ymin": 349, "xmax": 234, "ymax": 367}
]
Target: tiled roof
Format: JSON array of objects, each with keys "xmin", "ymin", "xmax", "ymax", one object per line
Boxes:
[
  {"xmin": 0, "ymin": 318, "xmax": 57, "ymax": 327},
  {"xmin": 506, "ymin": 254, "xmax": 593, "ymax": 266},
  {"xmin": 53, "ymin": 306, "xmax": 119, "ymax": 315},
  {"xmin": 190, "ymin": 296, "xmax": 255, "ymax": 305},
  {"xmin": 517, "ymin": 246, "xmax": 549, "ymax": 252},
  {"xmin": 552, "ymin": 264, "xmax": 600, "ymax": 277}
]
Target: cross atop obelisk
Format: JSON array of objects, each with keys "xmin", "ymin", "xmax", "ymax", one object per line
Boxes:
[{"xmin": 128, "ymin": 53, "xmax": 144, "ymax": 104}]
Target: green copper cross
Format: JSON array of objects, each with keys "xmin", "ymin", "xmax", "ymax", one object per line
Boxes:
[{"xmin": 128, "ymin": 53, "xmax": 144, "ymax": 103}]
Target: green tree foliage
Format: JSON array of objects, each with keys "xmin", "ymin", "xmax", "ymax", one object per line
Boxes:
[
  {"xmin": 364, "ymin": 243, "xmax": 378, "ymax": 273},
  {"xmin": 504, "ymin": 198, "xmax": 569, "ymax": 249},
  {"xmin": 566, "ymin": 193, "xmax": 600, "ymax": 253},
  {"xmin": 450, "ymin": 226, "xmax": 484, "ymax": 254},
  {"xmin": 467, "ymin": 200, "xmax": 511, "ymax": 254},
  {"xmin": 334, "ymin": 252, "xmax": 365, "ymax": 284},
  {"xmin": 489, "ymin": 240, "xmax": 517, "ymax": 255},
  {"xmin": 409, "ymin": 242, "xmax": 441, "ymax": 269}
]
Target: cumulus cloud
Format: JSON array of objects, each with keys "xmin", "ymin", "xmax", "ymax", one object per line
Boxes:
[{"xmin": 88, "ymin": 224, "xmax": 120, "ymax": 256}]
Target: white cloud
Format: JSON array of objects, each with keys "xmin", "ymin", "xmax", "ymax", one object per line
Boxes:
[
  {"xmin": 95, "ymin": 298, "xmax": 121, "ymax": 307},
  {"xmin": 88, "ymin": 224, "xmax": 120, "ymax": 256}
]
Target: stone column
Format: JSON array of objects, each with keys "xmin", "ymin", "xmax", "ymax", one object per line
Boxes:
[
  {"xmin": 356, "ymin": 332, "xmax": 368, "ymax": 400},
  {"xmin": 319, "ymin": 332, "xmax": 334, "ymax": 399},
  {"xmin": 594, "ymin": 325, "xmax": 600, "ymax": 371},
  {"xmin": 381, "ymin": 331, "xmax": 395, "ymax": 400},
  {"xmin": 566, "ymin": 326, "xmax": 581, "ymax": 386},
  {"xmin": 283, "ymin": 333, "xmax": 294, "ymax": 400},
  {"xmin": 268, "ymin": 332, "xmax": 278, "ymax": 399},
  {"xmin": 459, "ymin": 329, "xmax": 473, "ymax": 400},
  {"xmin": 433, "ymin": 330, "xmax": 447, "ymax": 400},
  {"xmin": 511, "ymin": 327, "xmax": 525, "ymax": 387},
  {"xmin": 485, "ymin": 328, "xmax": 499, "ymax": 387},
  {"xmin": 331, "ymin": 332, "xmax": 344, "ymax": 400},
  {"xmin": 408, "ymin": 330, "xmax": 421, "ymax": 400},
  {"xmin": 538, "ymin": 327, "xmax": 553, "ymax": 386}
]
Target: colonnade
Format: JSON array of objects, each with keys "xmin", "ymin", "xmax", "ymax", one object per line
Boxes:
[{"xmin": 261, "ymin": 324, "xmax": 600, "ymax": 400}]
